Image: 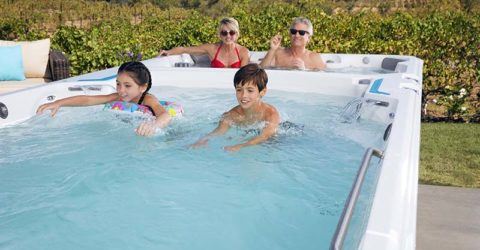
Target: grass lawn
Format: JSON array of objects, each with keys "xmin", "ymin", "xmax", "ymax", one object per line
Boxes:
[{"xmin": 420, "ymin": 123, "xmax": 480, "ymax": 188}]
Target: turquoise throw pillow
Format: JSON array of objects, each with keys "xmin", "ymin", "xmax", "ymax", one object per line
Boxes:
[{"xmin": 0, "ymin": 45, "xmax": 26, "ymax": 81}]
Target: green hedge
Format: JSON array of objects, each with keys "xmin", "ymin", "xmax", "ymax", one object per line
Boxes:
[{"xmin": 1, "ymin": 3, "xmax": 479, "ymax": 121}]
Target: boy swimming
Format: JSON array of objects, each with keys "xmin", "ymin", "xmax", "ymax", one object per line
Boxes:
[{"xmin": 191, "ymin": 63, "xmax": 280, "ymax": 152}]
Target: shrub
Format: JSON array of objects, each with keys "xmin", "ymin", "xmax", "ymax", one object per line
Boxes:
[{"xmin": 1, "ymin": 3, "xmax": 478, "ymax": 121}]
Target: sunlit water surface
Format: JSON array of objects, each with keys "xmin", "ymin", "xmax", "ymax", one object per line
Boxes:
[{"xmin": 0, "ymin": 86, "xmax": 386, "ymax": 249}]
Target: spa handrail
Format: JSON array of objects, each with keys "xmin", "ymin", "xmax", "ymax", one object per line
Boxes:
[{"xmin": 330, "ymin": 147, "xmax": 384, "ymax": 250}]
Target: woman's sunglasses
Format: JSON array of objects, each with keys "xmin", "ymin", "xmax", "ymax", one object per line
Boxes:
[
  {"xmin": 220, "ymin": 30, "xmax": 236, "ymax": 36},
  {"xmin": 290, "ymin": 28, "xmax": 309, "ymax": 36}
]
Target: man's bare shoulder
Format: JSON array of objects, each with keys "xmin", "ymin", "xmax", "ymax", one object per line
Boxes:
[
  {"xmin": 275, "ymin": 47, "xmax": 290, "ymax": 56},
  {"xmin": 307, "ymin": 50, "xmax": 321, "ymax": 58},
  {"xmin": 306, "ymin": 50, "xmax": 326, "ymax": 69},
  {"xmin": 272, "ymin": 48, "xmax": 293, "ymax": 65}
]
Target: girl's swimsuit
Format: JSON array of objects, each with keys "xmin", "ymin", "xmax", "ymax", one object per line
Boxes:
[{"xmin": 210, "ymin": 44, "xmax": 242, "ymax": 68}]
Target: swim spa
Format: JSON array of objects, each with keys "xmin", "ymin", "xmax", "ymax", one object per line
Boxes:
[{"xmin": 0, "ymin": 53, "xmax": 422, "ymax": 250}]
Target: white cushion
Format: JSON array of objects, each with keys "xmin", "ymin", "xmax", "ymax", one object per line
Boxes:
[
  {"xmin": 0, "ymin": 78, "xmax": 49, "ymax": 94},
  {"xmin": 0, "ymin": 39, "xmax": 51, "ymax": 78}
]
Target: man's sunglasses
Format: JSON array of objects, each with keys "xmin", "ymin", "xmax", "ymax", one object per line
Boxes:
[
  {"xmin": 290, "ymin": 28, "xmax": 309, "ymax": 36},
  {"xmin": 220, "ymin": 30, "xmax": 236, "ymax": 36}
]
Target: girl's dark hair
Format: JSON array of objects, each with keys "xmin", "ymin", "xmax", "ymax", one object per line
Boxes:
[
  {"xmin": 118, "ymin": 61, "xmax": 152, "ymax": 104},
  {"xmin": 233, "ymin": 63, "xmax": 268, "ymax": 92}
]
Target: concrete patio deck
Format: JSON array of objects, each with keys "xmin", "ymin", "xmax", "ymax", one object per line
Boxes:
[{"xmin": 417, "ymin": 184, "xmax": 480, "ymax": 250}]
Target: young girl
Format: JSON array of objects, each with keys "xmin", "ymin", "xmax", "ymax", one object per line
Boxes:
[
  {"xmin": 191, "ymin": 63, "xmax": 280, "ymax": 152},
  {"xmin": 36, "ymin": 61, "xmax": 171, "ymax": 136}
]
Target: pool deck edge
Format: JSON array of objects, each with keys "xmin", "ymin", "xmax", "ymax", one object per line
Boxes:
[{"xmin": 416, "ymin": 184, "xmax": 480, "ymax": 250}]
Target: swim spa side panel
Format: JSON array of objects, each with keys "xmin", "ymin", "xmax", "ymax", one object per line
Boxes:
[
  {"xmin": 0, "ymin": 81, "xmax": 116, "ymax": 126},
  {"xmin": 360, "ymin": 85, "xmax": 421, "ymax": 250}
]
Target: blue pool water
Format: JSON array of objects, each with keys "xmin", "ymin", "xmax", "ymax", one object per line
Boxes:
[{"xmin": 0, "ymin": 86, "xmax": 386, "ymax": 249}]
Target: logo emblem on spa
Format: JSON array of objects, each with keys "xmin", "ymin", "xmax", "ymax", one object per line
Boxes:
[{"xmin": 0, "ymin": 102, "xmax": 8, "ymax": 119}]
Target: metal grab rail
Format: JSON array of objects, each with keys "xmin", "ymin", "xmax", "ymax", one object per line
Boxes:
[{"xmin": 330, "ymin": 147, "xmax": 384, "ymax": 250}]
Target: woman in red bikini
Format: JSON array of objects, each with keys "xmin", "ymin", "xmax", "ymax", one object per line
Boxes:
[{"xmin": 158, "ymin": 17, "xmax": 250, "ymax": 68}]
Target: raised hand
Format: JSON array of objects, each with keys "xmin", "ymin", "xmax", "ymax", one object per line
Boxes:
[{"xmin": 269, "ymin": 34, "xmax": 282, "ymax": 50}]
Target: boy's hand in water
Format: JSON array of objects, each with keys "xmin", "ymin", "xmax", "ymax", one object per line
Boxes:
[
  {"xmin": 189, "ymin": 138, "xmax": 209, "ymax": 149},
  {"xmin": 136, "ymin": 121, "xmax": 158, "ymax": 137},
  {"xmin": 36, "ymin": 102, "xmax": 60, "ymax": 117},
  {"xmin": 224, "ymin": 144, "xmax": 243, "ymax": 152}
]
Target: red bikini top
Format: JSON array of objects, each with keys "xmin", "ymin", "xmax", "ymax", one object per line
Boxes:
[{"xmin": 210, "ymin": 44, "xmax": 242, "ymax": 68}]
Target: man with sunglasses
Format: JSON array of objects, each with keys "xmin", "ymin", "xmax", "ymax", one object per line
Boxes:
[{"xmin": 260, "ymin": 17, "xmax": 326, "ymax": 71}]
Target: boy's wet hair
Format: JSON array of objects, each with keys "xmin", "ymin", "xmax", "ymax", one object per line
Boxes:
[
  {"xmin": 233, "ymin": 64, "xmax": 268, "ymax": 92},
  {"xmin": 118, "ymin": 61, "xmax": 152, "ymax": 103}
]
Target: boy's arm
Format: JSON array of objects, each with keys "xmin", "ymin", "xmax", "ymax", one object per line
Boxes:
[
  {"xmin": 190, "ymin": 115, "xmax": 232, "ymax": 148},
  {"xmin": 225, "ymin": 107, "xmax": 280, "ymax": 152}
]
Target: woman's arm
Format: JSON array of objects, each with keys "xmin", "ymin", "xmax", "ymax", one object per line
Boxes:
[
  {"xmin": 36, "ymin": 93, "xmax": 118, "ymax": 117},
  {"xmin": 158, "ymin": 43, "xmax": 214, "ymax": 57}
]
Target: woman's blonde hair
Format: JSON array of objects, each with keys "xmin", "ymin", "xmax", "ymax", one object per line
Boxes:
[{"xmin": 218, "ymin": 17, "xmax": 240, "ymax": 36}]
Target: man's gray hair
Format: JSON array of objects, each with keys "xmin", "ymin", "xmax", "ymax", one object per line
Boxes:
[{"xmin": 290, "ymin": 17, "xmax": 313, "ymax": 35}]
